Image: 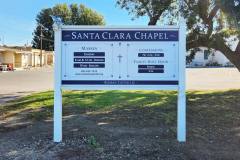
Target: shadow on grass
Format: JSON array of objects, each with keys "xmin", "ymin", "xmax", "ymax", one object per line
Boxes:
[
  {"xmin": 0, "ymin": 90, "xmax": 178, "ymax": 125},
  {"xmin": 1, "ymin": 90, "xmax": 240, "ymax": 126},
  {"xmin": 187, "ymin": 90, "xmax": 240, "ymax": 123},
  {"xmin": 0, "ymin": 91, "xmax": 54, "ymax": 118}
]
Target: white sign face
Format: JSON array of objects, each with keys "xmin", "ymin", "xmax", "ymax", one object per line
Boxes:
[
  {"xmin": 60, "ymin": 28, "xmax": 179, "ymax": 89},
  {"xmin": 54, "ymin": 25, "xmax": 186, "ymax": 143}
]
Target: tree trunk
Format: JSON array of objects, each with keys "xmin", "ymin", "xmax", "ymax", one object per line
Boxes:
[
  {"xmin": 148, "ymin": 15, "xmax": 160, "ymax": 25},
  {"xmin": 216, "ymin": 49, "xmax": 240, "ymax": 72},
  {"xmin": 210, "ymin": 35, "xmax": 240, "ymax": 72}
]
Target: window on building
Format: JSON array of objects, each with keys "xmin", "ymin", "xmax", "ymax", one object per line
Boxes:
[{"xmin": 204, "ymin": 50, "xmax": 210, "ymax": 60}]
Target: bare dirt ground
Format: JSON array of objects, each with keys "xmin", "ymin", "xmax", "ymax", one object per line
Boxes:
[{"xmin": 1, "ymin": 90, "xmax": 240, "ymax": 160}]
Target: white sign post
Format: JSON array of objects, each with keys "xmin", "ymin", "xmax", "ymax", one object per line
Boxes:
[{"xmin": 53, "ymin": 24, "xmax": 186, "ymax": 142}]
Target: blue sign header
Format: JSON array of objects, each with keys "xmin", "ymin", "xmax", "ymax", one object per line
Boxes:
[{"xmin": 62, "ymin": 30, "xmax": 179, "ymax": 41}]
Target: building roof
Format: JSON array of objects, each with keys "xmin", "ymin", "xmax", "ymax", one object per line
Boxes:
[{"xmin": 0, "ymin": 46, "xmax": 53, "ymax": 54}]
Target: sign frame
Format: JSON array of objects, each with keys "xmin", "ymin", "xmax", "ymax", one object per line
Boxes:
[{"xmin": 53, "ymin": 24, "xmax": 186, "ymax": 142}]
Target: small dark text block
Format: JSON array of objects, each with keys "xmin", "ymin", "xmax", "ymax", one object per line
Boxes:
[
  {"xmin": 138, "ymin": 53, "xmax": 164, "ymax": 57},
  {"xmin": 74, "ymin": 58, "xmax": 105, "ymax": 62},
  {"xmin": 138, "ymin": 65, "xmax": 164, "ymax": 69},
  {"xmin": 74, "ymin": 52, "xmax": 105, "ymax": 57},
  {"xmin": 138, "ymin": 69, "xmax": 164, "ymax": 73},
  {"xmin": 74, "ymin": 63, "xmax": 105, "ymax": 68}
]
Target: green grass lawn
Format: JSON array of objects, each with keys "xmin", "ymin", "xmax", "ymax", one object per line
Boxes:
[
  {"xmin": 0, "ymin": 90, "xmax": 176, "ymax": 120},
  {"xmin": 0, "ymin": 90, "xmax": 240, "ymax": 125}
]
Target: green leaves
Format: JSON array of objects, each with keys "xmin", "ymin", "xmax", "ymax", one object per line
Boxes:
[
  {"xmin": 32, "ymin": 3, "xmax": 105, "ymax": 51},
  {"xmin": 51, "ymin": 4, "xmax": 105, "ymax": 25},
  {"xmin": 116, "ymin": 0, "xmax": 174, "ymax": 25},
  {"xmin": 219, "ymin": 0, "xmax": 240, "ymax": 29}
]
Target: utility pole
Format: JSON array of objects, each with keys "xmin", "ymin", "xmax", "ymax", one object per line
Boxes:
[
  {"xmin": 40, "ymin": 25, "xmax": 43, "ymax": 67},
  {"xmin": 38, "ymin": 24, "xmax": 53, "ymax": 67}
]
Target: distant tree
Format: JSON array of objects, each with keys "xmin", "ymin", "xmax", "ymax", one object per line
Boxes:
[
  {"xmin": 32, "ymin": 3, "xmax": 105, "ymax": 51},
  {"xmin": 32, "ymin": 8, "xmax": 54, "ymax": 51},
  {"xmin": 116, "ymin": 0, "xmax": 174, "ymax": 25}
]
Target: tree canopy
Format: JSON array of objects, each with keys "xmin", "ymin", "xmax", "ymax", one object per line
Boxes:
[
  {"xmin": 117, "ymin": 0, "xmax": 240, "ymax": 71},
  {"xmin": 32, "ymin": 3, "xmax": 105, "ymax": 51},
  {"xmin": 183, "ymin": 0, "xmax": 240, "ymax": 71},
  {"xmin": 116, "ymin": 0, "xmax": 175, "ymax": 25}
]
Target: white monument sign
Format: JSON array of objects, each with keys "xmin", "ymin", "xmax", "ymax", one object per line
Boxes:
[{"xmin": 53, "ymin": 25, "xmax": 186, "ymax": 142}]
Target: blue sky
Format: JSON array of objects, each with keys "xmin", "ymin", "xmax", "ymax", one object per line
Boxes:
[{"xmin": 0, "ymin": 0, "xmax": 148, "ymax": 46}]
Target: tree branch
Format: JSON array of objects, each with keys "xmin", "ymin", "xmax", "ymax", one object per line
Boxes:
[
  {"xmin": 207, "ymin": 5, "xmax": 220, "ymax": 23},
  {"xmin": 213, "ymin": 37, "xmax": 240, "ymax": 71},
  {"xmin": 187, "ymin": 33, "xmax": 240, "ymax": 71},
  {"xmin": 206, "ymin": 5, "xmax": 220, "ymax": 37},
  {"xmin": 235, "ymin": 41, "xmax": 240, "ymax": 54}
]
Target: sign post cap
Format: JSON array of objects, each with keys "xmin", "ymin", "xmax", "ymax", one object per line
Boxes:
[{"xmin": 51, "ymin": 16, "xmax": 63, "ymax": 31}]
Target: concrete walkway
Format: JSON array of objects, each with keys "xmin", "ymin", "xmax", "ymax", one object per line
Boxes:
[{"xmin": 0, "ymin": 67, "xmax": 240, "ymax": 104}]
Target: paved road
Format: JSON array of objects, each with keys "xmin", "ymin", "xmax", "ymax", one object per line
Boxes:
[
  {"xmin": 186, "ymin": 68, "xmax": 240, "ymax": 90},
  {"xmin": 0, "ymin": 67, "xmax": 240, "ymax": 104},
  {"xmin": 0, "ymin": 68, "xmax": 53, "ymax": 104}
]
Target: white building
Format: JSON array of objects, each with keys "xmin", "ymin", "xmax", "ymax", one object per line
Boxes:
[
  {"xmin": 188, "ymin": 37, "xmax": 238, "ymax": 67},
  {"xmin": 188, "ymin": 48, "xmax": 233, "ymax": 67}
]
